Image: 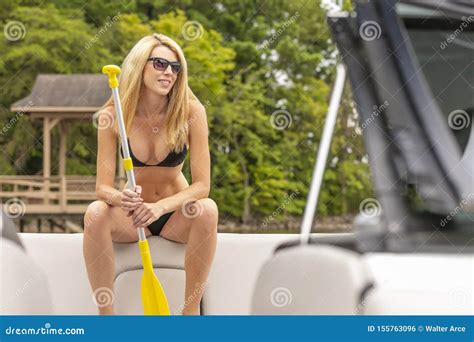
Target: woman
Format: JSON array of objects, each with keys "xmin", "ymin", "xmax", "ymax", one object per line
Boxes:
[{"xmin": 83, "ymin": 33, "xmax": 218, "ymax": 315}]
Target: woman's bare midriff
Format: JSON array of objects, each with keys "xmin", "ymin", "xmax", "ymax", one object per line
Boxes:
[{"xmin": 124, "ymin": 166, "xmax": 189, "ymax": 204}]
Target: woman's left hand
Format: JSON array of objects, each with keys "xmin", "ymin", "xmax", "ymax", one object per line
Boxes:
[{"xmin": 131, "ymin": 202, "xmax": 166, "ymax": 228}]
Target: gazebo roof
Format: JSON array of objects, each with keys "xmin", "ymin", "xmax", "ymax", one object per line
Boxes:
[{"xmin": 10, "ymin": 74, "xmax": 110, "ymax": 113}]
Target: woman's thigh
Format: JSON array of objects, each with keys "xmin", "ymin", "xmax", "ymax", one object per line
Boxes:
[
  {"xmin": 158, "ymin": 198, "xmax": 218, "ymax": 244},
  {"xmin": 87, "ymin": 201, "xmax": 153, "ymax": 243},
  {"xmin": 158, "ymin": 210, "xmax": 191, "ymax": 244}
]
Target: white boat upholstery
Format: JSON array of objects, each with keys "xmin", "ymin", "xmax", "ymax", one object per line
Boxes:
[
  {"xmin": 362, "ymin": 288, "xmax": 473, "ymax": 315},
  {"xmin": 362, "ymin": 254, "xmax": 473, "ymax": 315},
  {"xmin": 0, "ymin": 239, "xmax": 53, "ymax": 314},
  {"xmin": 251, "ymin": 245, "xmax": 373, "ymax": 314},
  {"xmin": 3, "ymin": 233, "xmax": 303, "ymax": 315},
  {"xmin": 1, "ymin": 233, "xmax": 472, "ymax": 315}
]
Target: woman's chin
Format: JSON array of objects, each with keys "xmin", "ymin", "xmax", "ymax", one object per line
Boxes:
[{"xmin": 149, "ymin": 87, "xmax": 171, "ymax": 97}]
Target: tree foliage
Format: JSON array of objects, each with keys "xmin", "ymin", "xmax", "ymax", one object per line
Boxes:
[{"xmin": 0, "ymin": 0, "xmax": 372, "ymax": 223}]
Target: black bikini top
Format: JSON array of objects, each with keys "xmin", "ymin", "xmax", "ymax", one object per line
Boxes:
[{"xmin": 120, "ymin": 138, "xmax": 187, "ymax": 167}]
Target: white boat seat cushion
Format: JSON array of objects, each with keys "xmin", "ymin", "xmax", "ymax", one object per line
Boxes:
[
  {"xmin": 0, "ymin": 238, "xmax": 53, "ymax": 314},
  {"xmin": 251, "ymin": 244, "xmax": 373, "ymax": 314}
]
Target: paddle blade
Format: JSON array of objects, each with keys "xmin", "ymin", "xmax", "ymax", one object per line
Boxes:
[
  {"xmin": 139, "ymin": 240, "xmax": 170, "ymax": 315},
  {"xmin": 141, "ymin": 269, "xmax": 171, "ymax": 315}
]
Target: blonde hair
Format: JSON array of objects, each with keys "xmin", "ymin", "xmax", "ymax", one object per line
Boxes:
[{"xmin": 104, "ymin": 33, "xmax": 197, "ymax": 152}]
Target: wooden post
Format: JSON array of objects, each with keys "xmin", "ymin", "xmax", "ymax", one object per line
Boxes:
[
  {"xmin": 59, "ymin": 120, "xmax": 67, "ymax": 210},
  {"xmin": 43, "ymin": 118, "xmax": 51, "ymax": 205}
]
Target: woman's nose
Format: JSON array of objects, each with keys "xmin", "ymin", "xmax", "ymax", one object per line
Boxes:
[{"xmin": 163, "ymin": 65, "xmax": 173, "ymax": 75}]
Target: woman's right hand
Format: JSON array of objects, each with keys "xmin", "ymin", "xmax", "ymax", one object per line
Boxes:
[{"xmin": 121, "ymin": 185, "xmax": 143, "ymax": 216}]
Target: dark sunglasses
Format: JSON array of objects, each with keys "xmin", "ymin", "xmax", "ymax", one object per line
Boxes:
[{"xmin": 147, "ymin": 57, "xmax": 182, "ymax": 74}]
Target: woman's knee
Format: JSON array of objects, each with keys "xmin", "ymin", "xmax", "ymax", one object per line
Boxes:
[
  {"xmin": 84, "ymin": 200, "xmax": 111, "ymax": 233},
  {"xmin": 193, "ymin": 198, "xmax": 219, "ymax": 233}
]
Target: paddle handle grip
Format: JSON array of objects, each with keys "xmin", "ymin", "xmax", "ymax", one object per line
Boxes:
[{"xmin": 102, "ymin": 65, "xmax": 120, "ymax": 88}]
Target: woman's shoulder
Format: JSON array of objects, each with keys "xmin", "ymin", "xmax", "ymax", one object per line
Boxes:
[
  {"xmin": 188, "ymin": 100, "xmax": 206, "ymax": 119},
  {"xmin": 95, "ymin": 105, "xmax": 116, "ymax": 133},
  {"xmin": 101, "ymin": 105, "xmax": 115, "ymax": 117},
  {"xmin": 186, "ymin": 100, "xmax": 208, "ymax": 143}
]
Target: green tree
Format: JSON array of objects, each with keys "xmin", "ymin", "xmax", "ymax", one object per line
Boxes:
[
  {"xmin": 0, "ymin": 4, "xmax": 114, "ymax": 175},
  {"xmin": 0, "ymin": 0, "xmax": 372, "ymax": 226}
]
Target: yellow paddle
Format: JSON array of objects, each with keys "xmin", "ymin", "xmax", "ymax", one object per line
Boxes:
[{"xmin": 102, "ymin": 65, "xmax": 170, "ymax": 315}]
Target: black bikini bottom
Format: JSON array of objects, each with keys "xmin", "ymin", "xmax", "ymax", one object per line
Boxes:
[{"xmin": 148, "ymin": 211, "xmax": 175, "ymax": 236}]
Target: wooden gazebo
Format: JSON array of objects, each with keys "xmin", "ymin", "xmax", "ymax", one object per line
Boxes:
[{"xmin": 1, "ymin": 74, "xmax": 124, "ymax": 232}]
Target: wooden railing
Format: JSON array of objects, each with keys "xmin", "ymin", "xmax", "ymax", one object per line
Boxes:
[{"xmin": 0, "ymin": 176, "xmax": 125, "ymax": 214}]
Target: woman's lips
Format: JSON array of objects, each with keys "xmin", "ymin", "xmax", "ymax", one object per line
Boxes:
[{"xmin": 158, "ymin": 79, "xmax": 171, "ymax": 86}]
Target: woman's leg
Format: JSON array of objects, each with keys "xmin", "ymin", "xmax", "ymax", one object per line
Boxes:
[
  {"xmin": 82, "ymin": 200, "xmax": 151, "ymax": 315},
  {"xmin": 159, "ymin": 198, "xmax": 219, "ymax": 315}
]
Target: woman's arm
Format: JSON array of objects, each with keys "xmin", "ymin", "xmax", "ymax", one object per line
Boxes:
[
  {"xmin": 157, "ymin": 101, "xmax": 211, "ymax": 212},
  {"xmin": 95, "ymin": 107, "xmax": 122, "ymax": 207}
]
